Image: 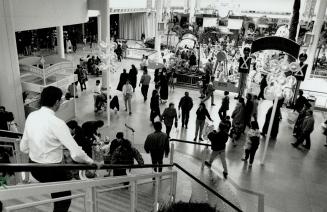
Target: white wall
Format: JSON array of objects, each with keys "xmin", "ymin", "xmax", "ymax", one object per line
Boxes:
[{"xmin": 12, "ymin": 0, "xmax": 88, "ymax": 31}]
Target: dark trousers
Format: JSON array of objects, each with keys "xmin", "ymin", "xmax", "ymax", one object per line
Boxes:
[
  {"xmin": 258, "ymin": 88, "xmax": 265, "ymax": 100},
  {"xmin": 79, "ymin": 80, "xmax": 86, "ymax": 91},
  {"xmin": 113, "ymin": 169, "xmax": 129, "ymax": 186},
  {"xmin": 141, "ymin": 85, "xmax": 149, "ymax": 101},
  {"xmin": 29, "ymin": 159, "xmax": 71, "ymax": 212},
  {"xmin": 150, "ymin": 152, "xmax": 164, "ymax": 172},
  {"xmin": 294, "ymin": 133, "xmax": 311, "ymax": 149},
  {"xmin": 244, "ymin": 148, "xmax": 258, "ymax": 164},
  {"xmin": 218, "ymin": 108, "xmax": 227, "ymax": 120},
  {"xmin": 165, "ymin": 125, "xmax": 172, "ymax": 138},
  {"xmin": 181, "ymin": 109, "xmax": 190, "ymax": 127}
]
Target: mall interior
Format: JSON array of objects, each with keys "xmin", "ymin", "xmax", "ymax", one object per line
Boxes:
[{"xmin": 0, "ymin": 0, "xmax": 327, "ymax": 211}]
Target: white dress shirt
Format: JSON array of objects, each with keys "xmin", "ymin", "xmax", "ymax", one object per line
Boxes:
[{"xmin": 20, "ymin": 107, "xmax": 94, "ymax": 164}]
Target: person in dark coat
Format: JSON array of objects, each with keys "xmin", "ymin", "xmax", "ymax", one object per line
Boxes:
[
  {"xmin": 293, "ymin": 102, "xmax": 311, "ymax": 138},
  {"xmin": 117, "ymin": 69, "xmax": 129, "ymax": 91},
  {"xmin": 219, "ymin": 91, "xmax": 230, "ymax": 121},
  {"xmin": 111, "ymin": 139, "xmax": 144, "ymax": 179},
  {"xmin": 292, "ymin": 110, "xmax": 315, "ymax": 150},
  {"xmin": 129, "ymin": 64, "xmax": 138, "ymax": 92},
  {"xmin": 293, "ymin": 90, "xmax": 308, "ymax": 113},
  {"xmin": 258, "ymin": 74, "xmax": 267, "ymax": 100},
  {"xmin": 0, "ymin": 106, "xmax": 8, "ymax": 131},
  {"xmin": 261, "ymin": 98, "xmax": 284, "ymax": 139},
  {"xmin": 115, "ymin": 44, "xmax": 123, "ymax": 62},
  {"xmin": 189, "ymin": 52, "xmax": 197, "ymax": 66},
  {"xmin": 160, "ymin": 68, "xmax": 169, "ymax": 102},
  {"xmin": 244, "ymin": 93, "xmax": 254, "ymax": 129},
  {"xmin": 150, "ymin": 90, "xmax": 161, "ymax": 124},
  {"xmin": 81, "ymin": 120, "xmax": 104, "ymax": 157},
  {"xmin": 194, "ymin": 103, "xmax": 213, "ymax": 141},
  {"xmin": 178, "ymin": 92, "xmax": 193, "ymax": 128}
]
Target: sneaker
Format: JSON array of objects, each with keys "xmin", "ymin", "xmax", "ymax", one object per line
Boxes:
[
  {"xmin": 204, "ymin": 161, "xmax": 212, "ymax": 167},
  {"xmin": 185, "ymin": 125, "xmax": 188, "ymax": 129},
  {"xmin": 125, "ymin": 108, "xmax": 127, "ymax": 111},
  {"xmin": 324, "ymin": 144, "xmax": 327, "ymax": 147},
  {"xmin": 193, "ymin": 137, "xmax": 197, "ymax": 141},
  {"xmin": 223, "ymin": 172, "xmax": 228, "ymax": 179},
  {"xmin": 241, "ymin": 158, "xmax": 247, "ymax": 161},
  {"xmin": 199, "ymin": 137, "xmax": 204, "ymax": 141},
  {"xmin": 249, "ymin": 163, "xmax": 252, "ymax": 167},
  {"xmin": 129, "ymin": 112, "xmax": 132, "ymax": 115},
  {"xmin": 291, "ymin": 143, "xmax": 297, "ymax": 147}
]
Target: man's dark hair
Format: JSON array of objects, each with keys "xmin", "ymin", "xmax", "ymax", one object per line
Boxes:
[
  {"xmin": 299, "ymin": 89, "xmax": 303, "ymax": 95},
  {"xmin": 224, "ymin": 91, "xmax": 229, "ymax": 95},
  {"xmin": 40, "ymin": 86, "xmax": 63, "ymax": 107},
  {"xmin": 169, "ymin": 103, "xmax": 174, "ymax": 107},
  {"xmin": 153, "ymin": 122, "xmax": 162, "ymax": 131},
  {"xmin": 116, "ymin": 132, "xmax": 124, "ymax": 139},
  {"xmin": 250, "ymin": 121, "xmax": 259, "ymax": 130},
  {"xmin": 96, "ymin": 80, "xmax": 100, "ymax": 84},
  {"xmin": 0, "ymin": 106, "xmax": 5, "ymax": 111},
  {"xmin": 158, "ymin": 202, "xmax": 216, "ymax": 212},
  {"xmin": 6, "ymin": 112, "xmax": 14, "ymax": 122},
  {"xmin": 67, "ymin": 120, "xmax": 78, "ymax": 129}
]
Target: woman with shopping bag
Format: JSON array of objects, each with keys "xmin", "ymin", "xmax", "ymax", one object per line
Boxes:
[{"xmin": 194, "ymin": 103, "xmax": 213, "ymax": 142}]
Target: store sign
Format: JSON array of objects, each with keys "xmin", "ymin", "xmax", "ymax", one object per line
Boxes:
[{"xmin": 251, "ymin": 36, "xmax": 300, "ymax": 59}]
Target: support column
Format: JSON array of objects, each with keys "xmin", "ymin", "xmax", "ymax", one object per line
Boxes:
[
  {"xmin": 56, "ymin": 26, "xmax": 65, "ymax": 58},
  {"xmin": 99, "ymin": 0, "xmax": 110, "ymax": 90},
  {"xmin": 305, "ymin": 0, "xmax": 327, "ymax": 80},
  {"xmin": 189, "ymin": 0, "xmax": 195, "ymax": 25},
  {"xmin": 0, "ymin": 0, "xmax": 26, "ymax": 128},
  {"xmin": 155, "ymin": 0, "xmax": 163, "ymax": 62},
  {"xmin": 97, "ymin": 15, "xmax": 102, "ymax": 45}
]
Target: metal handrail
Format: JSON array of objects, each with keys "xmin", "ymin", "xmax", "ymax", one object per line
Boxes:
[
  {"xmin": 0, "ymin": 162, "xmax": 242, "ymax": 212},
  {"xmin": 170, "ymin": 138, "xmax": 211, "ymax": 147}
]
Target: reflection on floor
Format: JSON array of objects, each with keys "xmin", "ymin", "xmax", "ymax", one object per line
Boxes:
[{"xmin": 64, "ymin": 48, "xmax": 327, "ymax": 212}]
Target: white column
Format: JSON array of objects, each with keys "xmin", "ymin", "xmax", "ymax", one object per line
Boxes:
[
  {"xmin": 99, "ymin": 0, "xmax": 110, "ymax": 90},
  {"xmin": 155, "ymin": 0, "xmax": 163, "ymax": 62},
  {"xmin": 189, "ymin": 0, "xmax": 195, "ymax": 24},
  {"xmin": 0, "ymin": 0, "xmax": 26, "ymax": 128},
  {"xmin": 56, "ymin": 26, "xmax": 65, "ymax": 58},
  {"xmin": 97, "ymin": 15, "xmax": 102, "ymax": 45},
  {"xmin": 305, "ymin": 0, "xmax": 327, "ymax": 80}
]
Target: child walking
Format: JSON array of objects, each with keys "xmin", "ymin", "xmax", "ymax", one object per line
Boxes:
[{"xmin": 242, "ymin": 121, "xmax": 261, "ymax": 166}]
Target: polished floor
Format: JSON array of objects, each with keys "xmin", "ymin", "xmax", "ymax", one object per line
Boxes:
[{"xmin": 55, "ymin": 47, "xmax": 327, "ymax": 212}]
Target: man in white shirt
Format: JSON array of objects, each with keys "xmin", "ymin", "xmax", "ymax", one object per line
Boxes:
[
  {"xmin": 20, "ymin": 86, "xmax": 100, "ymax": 212},
  {"xmin": 93, "ymin": 80, "xmax": 106, "ymax": 112},
  {"xmin": 122, "ymin": 80, "xmax": 133, "ymax": 115},
  {"xmin": 139, "ymin": 68, "xmax": 151, "ymax": 102}
]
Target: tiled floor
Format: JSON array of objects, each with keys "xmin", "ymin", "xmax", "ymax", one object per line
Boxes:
[{"xmin": 65, "ymin": 47, "xmax": 327, "ymax": 212}]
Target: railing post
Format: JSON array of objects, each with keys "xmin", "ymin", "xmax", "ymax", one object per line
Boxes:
[
  {"xmin": 85, "ymin": 186, "xmax": 97, "ymax": 212},
  {"xmin": 130, "ymin": 181, "xmax": 136, "ymax": 212},
  {"xmin": 169, "ymin": 142, "xmax": 174, "ymax": 170},
  {"xmin": 154, "ymin": 176, "xmax": 159, "ymax": 212},
  {"xmin": 169, "ymin": 171, "xmax": 177, "ymax": 203}
]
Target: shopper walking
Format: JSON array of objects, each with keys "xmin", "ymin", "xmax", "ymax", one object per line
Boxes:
[
  {"xmin": 218, "ymin": 91, "xmax": 230, "ymax": 121},
  {"xmin": 160, "ymin": 68, "xmax": 169, "ymax": 103},
  {"xmin": 122, "ymin": 80, "xmax": 133, "ymax": 115},
  {"xmin": 111, "ymin": 139, "xmax": 144, "ymax": 178},
  {"xmin": 117, "ymin": 69, "xmax": 129, "ymax": 91},
  {"xmin": 139, "ymin": 68, "xmax": 151, "ymax": 101},
  {"xmin": 235, "ymin": 47, "xmax": 251, "ymax": 99},
  {"xmin": 129, "ymin": 64, "xmax": 138, "ymax": 92},
  {"xmin": 242, "ymin": 121, "xmax": 261, "ymax": 166},
  {"xmin": 205, "ymin": 122, "xmax": 229, "ymax": 179},
  {"xmin": 202, "ymin": 82, "xmax": 215, "ymax": 105},
  {"xmin": 293, "ymin": 89, "xmax": 308, "ymax": 113},
  {"xmin": 293, "ymin": 102, "xmax": 311, "ymax": 138},
  {"xmin": 230, "ymin": 98, "xmax": 245, "ymax": 145},
  {"xmin": 144, "ymin": 122, "xmax": 170, "ymax": 173},
  {"xmin": 244, "ymin": 93, "xmax": 254, "ymax": 129},
  {"xmin": 292, "ymin": 110, "xmax": 315, "ymax": 150},
  {"xmin": 150, "ymin": 90, "xmax": 161, "ymax": 124},
  {"xmin": 162, "ymin": 103, "xmax": 178, "ymax": 138},
  {"xmin": 261, "ymin": 98, "xmax": 284, "ymax": 139},
  {"xmin": 20, "ymin": 86, "xmax": 98, "ymax": 212},
  {"xmin": 178, "ymin": 92, "xmax": 193, "ymax": 128},
  {"xmin": 252, "ymin": 95, "xmax": 259, "ymax": 120},
  {"xmin": 194, "ymin": 103, "xmax": 213, "ymax": 141},
  {"xmin": 258, "ymin": 74, "xmax": 267, "ymax": 100}
]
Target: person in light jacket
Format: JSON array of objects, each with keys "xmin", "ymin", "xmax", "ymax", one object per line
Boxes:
[{"xmin": 122, "ymin": 80, "xmax": 133, "ymax": 115}]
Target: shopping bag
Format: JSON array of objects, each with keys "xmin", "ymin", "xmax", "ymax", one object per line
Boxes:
[
  {"xmin": 287, "ymin": 112, "xmax": 298, "ymax": 125},
  {"xmin": 203, "ymin": 122, "xmax": 215, "ymax": 140}
]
